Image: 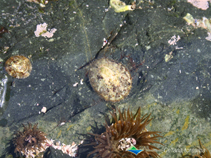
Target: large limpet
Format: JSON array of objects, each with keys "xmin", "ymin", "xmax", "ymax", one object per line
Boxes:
[
  {"xmin": 88, "ymin": 58, "xmax": 132, "ymax": 102},
  {"xmin": 5, "ymin": 55, "xmax": 32, "ymax": 79}
]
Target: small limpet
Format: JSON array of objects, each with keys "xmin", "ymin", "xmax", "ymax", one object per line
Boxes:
[
  {"xmin": 5, "ymin": 55, "xmax": 32, "ymax": 79},
  {"xmin": 88, "ymin": 58, "xmax": 132, "ymax": 102}
]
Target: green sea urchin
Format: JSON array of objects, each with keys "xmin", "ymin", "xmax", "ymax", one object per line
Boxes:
[
  {"xmin": 88, "ymin": 58, "xmax": 132, "ymax": 102},
  {"xmin": 87, "ymin": 108, "xmax": 162, "ymax": 158}
]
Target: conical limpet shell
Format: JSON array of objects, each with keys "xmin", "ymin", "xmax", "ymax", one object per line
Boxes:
[
  {"xmin": 5, "ymin": 55, "xmax": 32, "ymax": 79},
  {"xmin": 88, "ymin": 58, "xmax": 132, "ymax": 102}
]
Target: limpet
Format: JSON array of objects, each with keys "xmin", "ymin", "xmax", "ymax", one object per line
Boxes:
[
  {"xmin": 5, "ymin": 55, "xmax": 32, "ymax": 79},
  {"xmin": 88, "ymin": 58, "xmax": 132, "ymax": 102}
]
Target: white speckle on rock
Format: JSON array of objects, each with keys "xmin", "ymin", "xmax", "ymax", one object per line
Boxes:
[
  {"xmin": 73, "ymin": 82, "xmax": 78, "ymax": 87},
  {"xmin": 197, "ymin": 49, "xmax": 201, "ymax": 53},
  {"xmin": 80, "ymin": 79, "xmax": 83, "ymax": 85},
  {"xmin": 41, "ymin": 107, "xmax": 47, "ymax": 113}
]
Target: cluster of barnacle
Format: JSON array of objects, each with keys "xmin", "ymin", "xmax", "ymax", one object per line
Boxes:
[
  {"xmin": 13, "ymin": 123, "xmax": 47, "ymax": 158},
  {"xmin": 86, "ymin": 107, "xmax": 162, "ymax": 158}
]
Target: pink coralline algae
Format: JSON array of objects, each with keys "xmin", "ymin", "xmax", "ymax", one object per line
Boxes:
[
  {"xmin": 187, "ymin": 0, "xmax": 211, "ymax": 10},
  {"xmin": 34, "ymin": 23, "xmax": 57, "ymax": 38}
]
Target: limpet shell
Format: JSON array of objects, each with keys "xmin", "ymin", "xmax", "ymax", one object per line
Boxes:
[
  {"xmin": 88, "ymin": 58, "xmax": 132, "ymax": 102},
  {"xmin": 5, "ymin": 55, "xmax": 32, "ymax": 79}
]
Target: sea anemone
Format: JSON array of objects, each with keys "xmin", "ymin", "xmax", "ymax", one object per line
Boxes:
[
  {"xmin": 87, "ymin": 107, "xmax": 162, "ymax": 158},
  {"xmin": 13, "ymin": 123, "xmax": 47, "ymax": 158}
]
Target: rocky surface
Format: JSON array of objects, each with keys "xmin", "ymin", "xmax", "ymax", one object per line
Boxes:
[{"xmin": 0, "ymin": 0, "xmax": 211, "ymax": 157}]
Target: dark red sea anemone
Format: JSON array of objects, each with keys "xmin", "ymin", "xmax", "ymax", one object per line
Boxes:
[
  {"xmin": 13, "ymin": 123, "xmax": 47, "ymax": 157},
  {"xmin": 87, "ymin": 107, "xmax": 163, "ymax": 158}
]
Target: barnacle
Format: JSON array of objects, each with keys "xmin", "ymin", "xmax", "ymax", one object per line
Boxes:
[
  {"xmin": 13, "ymin": 123, "xmax": 47, "ymax": 158},
  {"xmin": 87, "ymin": 108, "xmax": 162, "ymax": 158},
  {"xmin": 88, "ymin": 58, "xmax": 132, "ymax": 102},
  {"xmin": 5, "ymin": 55, "xmax": 32, "ymax": 79}
]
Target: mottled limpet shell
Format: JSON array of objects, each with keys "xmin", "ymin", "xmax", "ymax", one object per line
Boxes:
[
  {"xmin": 88, "ymin": 58, "xmax": 132, "ymax": 102},
  {"xmin": 5, "ymin": 55, "xmax": 32, "ymax": 79}
]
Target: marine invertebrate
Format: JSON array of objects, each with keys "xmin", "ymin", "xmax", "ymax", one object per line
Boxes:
[
  {"xmin": 5, "ymin": 55, "xmax": 32, "ymax": 79},
  {"xmin": 87, "ymin": 107, "xmax": 162, "ymax": 158},
  {"xmin": 182, "ymin": 139, "xmax": 211, "ymax": 158},
  {"xmin": 13, "ymin": 123, "xmax": 47, "ymax": 157},
  {"xmin": 88, "ymin": 58, "xmax": 132, "ymax": 102}
]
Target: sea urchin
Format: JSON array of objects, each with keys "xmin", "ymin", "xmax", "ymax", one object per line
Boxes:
[
  {"xmin": 13, "ymin": 123, "xmax": 47, "ymax": 158},
  {"xmin": 87, "ymin": 107, "xmax": 162, "ymax": 158}
]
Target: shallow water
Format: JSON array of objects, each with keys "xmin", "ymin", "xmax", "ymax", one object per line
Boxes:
[{"xmin": 1, "ymin": 0, "xmax": 211, "ymax": 158}]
